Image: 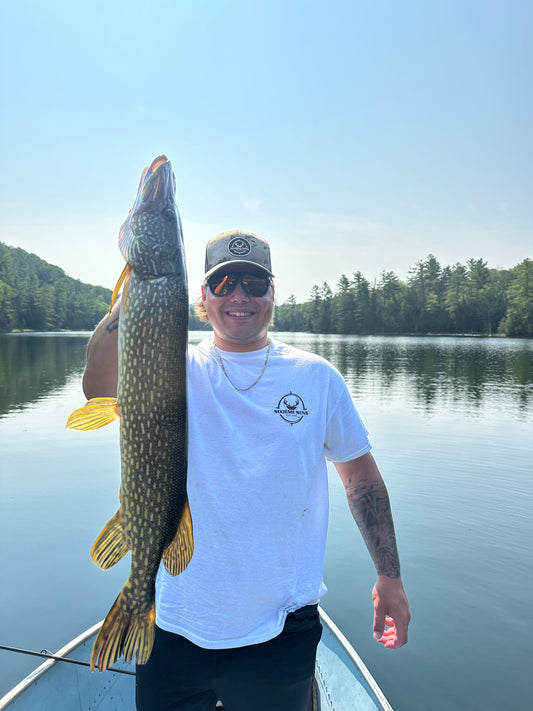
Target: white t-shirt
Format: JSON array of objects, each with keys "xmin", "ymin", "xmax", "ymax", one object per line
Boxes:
[{"xmin": 155, "ymin": 338, "xmax": 371, "ymax": 649}]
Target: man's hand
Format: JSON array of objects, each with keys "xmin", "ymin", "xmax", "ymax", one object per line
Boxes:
[{"xmin": 372, "ymin": 575, "xmax": 411, "ymax": 648}]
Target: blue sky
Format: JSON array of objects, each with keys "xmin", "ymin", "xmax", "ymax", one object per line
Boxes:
[{"xmin": 1, "ymin": 0, "xmax": 531, "ymax": 304}]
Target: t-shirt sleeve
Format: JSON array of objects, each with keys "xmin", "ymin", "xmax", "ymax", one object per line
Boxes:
[{"xmin": 323, "ymin": 369, "xmax": 371, "ymax": 462}]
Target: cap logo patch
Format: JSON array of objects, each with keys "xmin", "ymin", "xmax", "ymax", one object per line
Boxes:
[{"xmin": 228, "ymin": 237, "xmax": 252, "ymax": 257}]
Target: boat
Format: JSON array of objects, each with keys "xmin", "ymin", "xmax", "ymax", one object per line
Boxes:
[{"xmin": 0, "ymin": 607, "xmax": 393, "ymax": 710}]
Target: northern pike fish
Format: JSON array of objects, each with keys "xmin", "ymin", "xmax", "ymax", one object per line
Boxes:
[{"xmin": 66, "ymin": 155, "xmax": 193, "ymax": 671}]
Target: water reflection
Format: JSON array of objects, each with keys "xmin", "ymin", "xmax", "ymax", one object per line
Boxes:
[
  {"xmin": 0, "ymin": 333, "xmax": 90, "ymax": 417},
  {"xmin": 275, "ymin": 333, "xmax": 533, "ymax": 416},
  {"xmin": 1, "ymin": 332, "xmax": 532, "ymax": 419}
]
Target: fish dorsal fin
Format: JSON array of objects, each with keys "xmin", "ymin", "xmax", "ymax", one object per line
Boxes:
[
  {"xmin": 91, "ymin": 510, "xmax": 130, "ymax": 569},
  {"xmin": 162, "ymin": 497, "xmax": 194, "ymax": 575},
  {"xmin": 109, "ymin": 263, "xmax": 131, "ymax": 312},
  {"xmin": 66, "ymin": 397, "xmax": 120, "ymax": 430}
]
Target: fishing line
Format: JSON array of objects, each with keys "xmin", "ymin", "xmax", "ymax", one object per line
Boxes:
[{"xmin": 0, "ymin": 644, "xmax": 135, "ymax": 676}]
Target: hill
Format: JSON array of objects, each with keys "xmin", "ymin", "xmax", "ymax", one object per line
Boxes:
[
  {"xmin": 0, "ymin": 242, "xmax": 112, "ymax": 332},
  {"xmin": 0, "ymin": 243, "xmax": 212, "ymax": 333}
]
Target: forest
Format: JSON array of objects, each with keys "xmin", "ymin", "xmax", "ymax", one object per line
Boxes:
[
  {"xmin": 0, "ymin": 242, "xmax": 112, "ymax": 331},
  {"xmin": 1, "ymin": 243, "xmax": 532, "ymax": 337},
  {"xmin": 274, "ymin": 255, "xmax": 533, "ymax": 338}
]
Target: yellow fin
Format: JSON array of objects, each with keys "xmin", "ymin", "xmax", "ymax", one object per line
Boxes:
[
  {"xmin": 91, "ymin": 510, "xmax": 130, "ymax": 570},
  {"xmin": 162, "ymin": 497, "xmax": 194, "ymax": 576},
  {"xmin": 123, "ymin": 605, "xmax": 156, "ymax": 665},
  {"xmin": 66, "ymin": 397, "xmax": 120, "ymax": 430},
  {"xmin": 90, "ymin": 590, "xmax": 155, "ymax": 671},
  {"xmin": 109, "ymin": 263, "xmax": 131, "ymax": 313}
]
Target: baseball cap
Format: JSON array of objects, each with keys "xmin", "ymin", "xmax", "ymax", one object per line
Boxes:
[{"xmin": 204, "ymin": 230, "xmax": 274, "ymax": 280}]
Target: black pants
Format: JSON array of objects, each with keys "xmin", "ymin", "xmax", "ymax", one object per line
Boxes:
[{"xmin": 135, "ymin": 605, "xmax": 322, "ymax": 711}]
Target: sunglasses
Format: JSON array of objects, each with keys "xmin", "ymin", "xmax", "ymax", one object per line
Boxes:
[{"xmin": 206, "ymin": 271, "xmax": 272, "ymax": 298}]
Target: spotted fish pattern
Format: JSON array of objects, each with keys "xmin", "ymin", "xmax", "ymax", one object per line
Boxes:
[{"xmin": 67, "ymin": 156, "xmax": 193, "ymax": 671}]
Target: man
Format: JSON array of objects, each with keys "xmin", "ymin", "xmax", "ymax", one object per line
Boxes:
[{"xmin": 83, "ymin": 229, "xmax": 410, "ymax": 711}]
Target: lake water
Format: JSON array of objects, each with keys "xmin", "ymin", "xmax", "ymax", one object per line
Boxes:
[{"xmin": 1, "ymin": 332, "xmax": 532, "ymax": 710}]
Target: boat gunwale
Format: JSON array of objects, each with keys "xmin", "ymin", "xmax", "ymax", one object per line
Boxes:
[
  {"xmin": 1, "ymin": 609, "xmax": 393, "ymax": 710},
  {"xmin": 0, "ymin": 621, "xmax": 103, "ymax": 709},
  {"xmin": 318, "ymin": 607, "xmax": 393, "ymax": 711}
]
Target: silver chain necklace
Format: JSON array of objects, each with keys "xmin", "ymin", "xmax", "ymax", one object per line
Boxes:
[{"xmin": 213, "ymin": 340, "xmax": 271, "ymax": 391}]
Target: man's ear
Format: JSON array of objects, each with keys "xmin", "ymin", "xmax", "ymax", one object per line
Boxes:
[{"xmin": 201, "ymin": 285, "xmax": 207, "ymax": 303}]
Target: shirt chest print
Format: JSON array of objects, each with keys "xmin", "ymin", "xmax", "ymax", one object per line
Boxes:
[{"xmin": 274, "ymin": 391, "xmax": 309, "ymax": 425}]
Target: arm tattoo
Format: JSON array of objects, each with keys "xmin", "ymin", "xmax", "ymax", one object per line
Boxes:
[
  {"xmin": 345, "ymin": 478, "xmax": 401, "ymax": 578},
  {"xmin": 105, "ymin": 316, "xmax": 119, "ymax": 334}
]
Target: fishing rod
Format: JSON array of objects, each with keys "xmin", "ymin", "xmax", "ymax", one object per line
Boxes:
[{"xmin": 0, "ymin": 644, "xmax": 136, "ymax": 676}]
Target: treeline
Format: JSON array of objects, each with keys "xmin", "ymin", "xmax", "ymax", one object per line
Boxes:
[
  {"xmin": 275, "ymin": 256, "xmax": 533, "ymax": 337},
  {"xmin": 2, "ymin": 244, "xmax": 531, "ymax": 337},
  {"xmin": 0, "ymin": 242, "xmax": 112, "ymax": 331},
  {"xmin": 0, "ymin": 242, "xmax": 214, "ymax": 333}
]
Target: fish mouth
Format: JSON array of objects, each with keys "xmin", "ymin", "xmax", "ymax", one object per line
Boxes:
[{"xmin": 139, "ymin": 155, "xmax": 174, "ymax": 205}]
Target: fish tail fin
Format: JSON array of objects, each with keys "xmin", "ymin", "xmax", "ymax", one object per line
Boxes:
[
  {"xmin": 123, "ymin": 605, "xmax": 156, "ymax": 666},
  {"xmin": 162, "ymin": 497, "xmax": 194, "ymax": 576},
  {"xmin": 90, "ymin": 590, "xmax": 155, "ymax": 671},
  {"xmin": 91, "ymin": 510, "xmax": 130, "ymax": 569},
  {"xmin": 66, "ymin": 397, "xmax": 120, "ymax": 430}
]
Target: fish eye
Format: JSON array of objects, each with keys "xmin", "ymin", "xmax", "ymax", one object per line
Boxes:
[{"xmin": 162, "ymin": 208, "xmax": 175, "ymax": 221}]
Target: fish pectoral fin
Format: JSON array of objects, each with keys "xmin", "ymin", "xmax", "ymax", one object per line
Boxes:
[
  {"xmin": 162, "ymin": 497, "xmax": 194, "ymax": 576},
  {"xmin": 91, "ymin": 510, "xmax": 130, "ymax": 569},
  {"xmin": 66, "ymin": 397, "xmax": 120, "ymax": 430},
  {"xmin": 109, "ymin": 263, "xmax": 131, "ymax": 313},
  {"xmin": 90, "ymin": 590, "xmax": 155, "ymax": 671}
]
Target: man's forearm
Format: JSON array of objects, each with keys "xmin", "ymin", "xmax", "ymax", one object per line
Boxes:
[
  {"xmin": 335, "ymin": 453, "xmax": 410, "ymax": 646},
  {"xmin": 345, "ymin": 477, "xmax": 401, "ymax": 579}
]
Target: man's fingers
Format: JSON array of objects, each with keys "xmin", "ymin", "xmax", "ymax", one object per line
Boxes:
[
  {"xmin": 375, "ymin": 615, "xmax": 408, "ymax": 648},
  {"xmin": 392, "ymin": 617, "xmax": 409, "ymax": 647},
  {"xmin": 372, "ymin": 578, "xmax": 411, "ymax": 648},
  {"xmin": 373, "ymin": 604, "xmax": 386, "ymax": 639}
]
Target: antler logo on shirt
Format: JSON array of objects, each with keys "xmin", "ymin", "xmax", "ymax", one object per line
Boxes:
[{"xmin": 274, "ymin": 392, "xmax": 309, "ymax": 425}]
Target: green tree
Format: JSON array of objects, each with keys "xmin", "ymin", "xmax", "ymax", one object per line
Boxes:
[
  {"xmin": 445, "ymin": 263, "xmax": 469, "ymax": 333},
  {"xmin": 501, "ymin": 259, "xmax": 533, "ymax": 337},
  {"xmin": 309, "ymin": 284, "xmax": 322, "ymax": 333},
  {"xmin": 377, "ymin": 270, "xmax": 404, "ymax": 333},
  {"xmin": 351, "ymin": 271, "xmax": 371, "ymax": 333},
  {"xmin": 334, "ymin": 274, "xmax": 355, "ymax": 334},
  {"xmin": 0, "ymin": 280, "xmax": 15, "ymax": 330},
  {"xmin": 466, "ymin": 258, "xmax": 491, "ymax": 332},
  {"xmin": 276, "ymin": 293, "xmax": 306, "ymax": 331},
  {"xmin": 407, "ymin": 255, "xmax": 448, "ymax": 333}
]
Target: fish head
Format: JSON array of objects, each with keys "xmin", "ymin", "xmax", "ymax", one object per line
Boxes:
[{"xmin": 119, "ymin": 155, "xmax": 185, "ymax": 280}]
